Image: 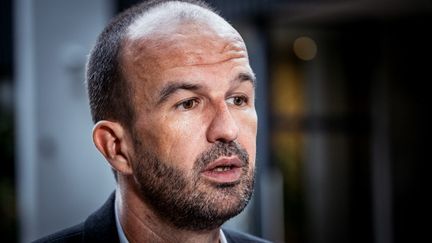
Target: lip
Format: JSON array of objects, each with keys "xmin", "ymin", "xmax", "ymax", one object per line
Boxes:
[{"xmin": 201, "ymin": 156, "xmax": 243, "ymax": 184}]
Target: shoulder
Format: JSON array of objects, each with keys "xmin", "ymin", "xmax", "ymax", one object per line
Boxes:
[
  {"xmin": 32, "ymin": 192, "xmax": 118, "ymax": 243},
  {"xmin": 32, "ymin": 223, "xmax": 84, "ymax": 243},
  {"xmin": 222, "ymin": 228, "xmax": 272, "ymax": 243}
]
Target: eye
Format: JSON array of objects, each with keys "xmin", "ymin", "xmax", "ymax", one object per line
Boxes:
[
  {"xmin": 175, "ymin": 98, "xmax": 199, "ymax": 110},
  {"xmin": 227, "ymin": 95, "xmax": 248, "ymax": 107}
]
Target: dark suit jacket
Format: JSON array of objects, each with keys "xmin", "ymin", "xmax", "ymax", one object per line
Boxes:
[{"xmin": 33, "ymin": 192, "xmax": 271, "ymax": 243}]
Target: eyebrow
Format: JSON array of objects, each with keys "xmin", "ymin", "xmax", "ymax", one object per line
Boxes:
[
  {"xmin": 157, "ymin": 82, "xmax": 202, "ymax": 105},
  {"xmin": 156, "ymin": 72, "xmax": 256, "ymax": 105},
  {"xmin": 237, "ymin": 72, "xmax": 256, "ymax": 87}
]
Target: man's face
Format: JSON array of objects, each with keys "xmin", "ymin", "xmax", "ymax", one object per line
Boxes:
[{"xmin": 121, "ymin": 22, "xmax": 257, "ymax": 230}]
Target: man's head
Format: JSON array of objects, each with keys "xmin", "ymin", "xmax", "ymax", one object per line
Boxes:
[{"xmin": 88, "ymin": 0, "xmax": 258, "ymax": 231}]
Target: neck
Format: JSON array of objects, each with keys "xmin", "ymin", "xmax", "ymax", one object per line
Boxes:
[{"xmin": 116, "ymin": 178, "xmax": 221, "ymax": 243}]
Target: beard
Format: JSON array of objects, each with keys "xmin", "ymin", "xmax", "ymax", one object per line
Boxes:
[{"xmin": 131, "ymin": 137, "xmax": 255, "ymax": 231}]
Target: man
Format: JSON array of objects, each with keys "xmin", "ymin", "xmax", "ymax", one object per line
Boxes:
[{"xmin": 35, "ymin": 0, "xmax": 268, "ymax": 242}]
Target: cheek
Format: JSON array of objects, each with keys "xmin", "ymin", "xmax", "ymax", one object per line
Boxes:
[
  {"xmin": 142, "ymin": 116, "xmax": 207, "ymax": 169},
  {"xmin": 237, "ymin": 110, "xmax": 258, "ymax": 164}
]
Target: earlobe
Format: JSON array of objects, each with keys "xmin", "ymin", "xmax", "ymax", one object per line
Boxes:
[{"xmin": 92, "ymin": 121, "xmax": 133, "ymax": 175}]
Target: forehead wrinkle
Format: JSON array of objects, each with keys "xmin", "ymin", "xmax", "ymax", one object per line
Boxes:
[
  {"xmin": 179, "ymin": 51, "xmax": 248, "ymax": 67},
  {"xmin": 124, "ymin": 33, "xmax": 248, "ymax": 70},
  {"xmin": 221, "ymin": 36, "xmax": 246, "ymax": 53}
]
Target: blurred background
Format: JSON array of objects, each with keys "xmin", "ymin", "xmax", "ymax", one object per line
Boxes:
[{"xmin": 1, "ymin": 0, "xmax": 431, "ymax": 242}]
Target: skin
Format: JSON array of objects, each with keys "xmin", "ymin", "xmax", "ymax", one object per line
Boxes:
[{"xmin": 92, "ymin": 13, "xmax": 257, "ymax": 243}]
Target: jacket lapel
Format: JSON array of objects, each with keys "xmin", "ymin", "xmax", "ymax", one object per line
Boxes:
[{"xmin": 83, "ymin": 192, "xmax": 120, "ymax": 243}]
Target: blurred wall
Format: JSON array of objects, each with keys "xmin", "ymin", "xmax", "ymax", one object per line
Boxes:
[{"xmin": 14, "ymin": 0, "xmax": 116, "ymax": 242}]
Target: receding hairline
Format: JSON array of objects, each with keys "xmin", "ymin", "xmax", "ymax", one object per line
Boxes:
[{"xmin": 126, "ymin": 1, "xmax": 235, "ymax": 41}]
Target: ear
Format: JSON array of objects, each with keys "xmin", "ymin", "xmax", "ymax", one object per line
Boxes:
[{"xmin": 92, "ymin": 120, "xmax": 133, "ymax": 175}]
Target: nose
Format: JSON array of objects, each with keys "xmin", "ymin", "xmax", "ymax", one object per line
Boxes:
[{"xmin": 206, "ymin": 103, "xmax": 239, "ymax": 143}]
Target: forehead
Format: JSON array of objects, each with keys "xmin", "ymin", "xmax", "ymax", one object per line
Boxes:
[
  {"xmin": 121, "ymin": 9, "xmax": 250, "ymax": 75},
  {"xmin": 123, "ymin": 25, "xmax": 247, "ymax": 70},
  {"xmin": 119, "ymin": 3, "xmax": 252, "ymax": 99},
  {"xmin": 122, "ymin": 1, "xmax": 248, "ymax": 67}
]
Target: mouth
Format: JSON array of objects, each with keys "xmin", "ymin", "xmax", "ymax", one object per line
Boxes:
[{"xmin": 201, "ymin": 156, "xmax": 243, "ymax": 184}]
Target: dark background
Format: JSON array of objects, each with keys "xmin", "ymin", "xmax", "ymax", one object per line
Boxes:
[{"xmin": 1, "ymin": 0, "xmax": 431, "ymax": 242}]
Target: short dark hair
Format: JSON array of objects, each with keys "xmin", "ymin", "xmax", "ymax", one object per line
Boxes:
[
  {"xmin": 86, "ymin": 0, "xmax": 214, "ymax": 181},
  {"xmin": 86, "ymin": 0, "xmax": 213, "ymax": 127}
]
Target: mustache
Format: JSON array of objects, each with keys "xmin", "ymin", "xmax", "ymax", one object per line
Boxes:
[{"xmin": 194, "ymin": 141, "xmax": 249, "ymax": 171}]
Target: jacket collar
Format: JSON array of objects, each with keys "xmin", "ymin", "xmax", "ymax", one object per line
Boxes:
[{"xmin": 83, "ymin": 192, "xmax": 120, "ymax": 243}]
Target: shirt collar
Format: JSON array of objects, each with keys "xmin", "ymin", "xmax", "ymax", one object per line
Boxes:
[
  {"xmin": 219, "ymin": 229, "xmax": 228, "ymax": 243},
  {"xmin": 114, "ymin": 196, "xmax": 129, "ymax": 243},
  {"xmin": 115, "ymin": 196, "xmax": 228, "ymax": 243}
]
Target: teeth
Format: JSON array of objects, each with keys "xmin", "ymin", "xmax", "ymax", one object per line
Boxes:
[{"xmin": 214, "ymin": 166, "xmax": 231, "ymax": 172}]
